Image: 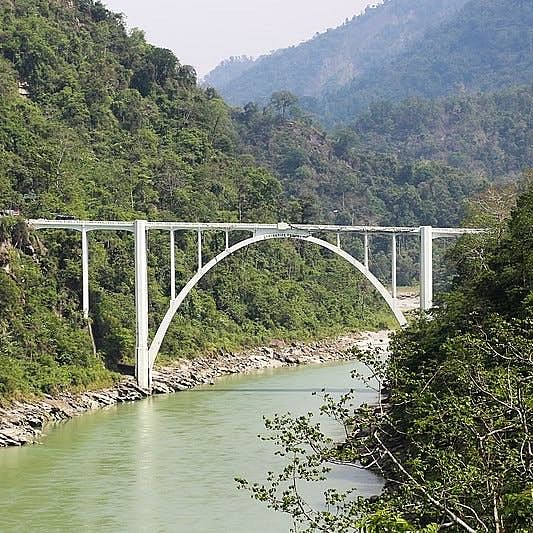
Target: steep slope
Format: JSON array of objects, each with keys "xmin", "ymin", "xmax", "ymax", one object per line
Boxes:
[
  {"xmin": 207, "ymin": 0, "xmax": 532, "ymax": 130},
  {"xmin": 345, "ymin": 85, "xmax": 533, "ymax": 181},
  {"xmin": 234, "ymin": 105, "xmax": 484, "ymax": 228},
  {"xmin": 206, "ymin": 0, "xmax": 468, "ymax": 106},
  {"xmin": 318, "ymin": 0, "xmax": 533, "ymax": 123},
  {"xmin": 202, "ymin": 55, "xmax": 254, "ymax": 89}
]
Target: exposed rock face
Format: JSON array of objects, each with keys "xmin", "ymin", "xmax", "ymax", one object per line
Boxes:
[{"xmin": 0, "ymin": 331, "xmax": 390, "ymax": 447}]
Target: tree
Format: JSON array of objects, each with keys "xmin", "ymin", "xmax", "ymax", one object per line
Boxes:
[
  {"xmin": 269, "ymin": 91, "xmax": 299, "ymax": 120},
  {"xmin": 237, "ymin": 183, "xmax": 533, "ymax": 532},
  {"xmin": 237, "ymin": 320, "xmax": 532, "ymax": 532}
]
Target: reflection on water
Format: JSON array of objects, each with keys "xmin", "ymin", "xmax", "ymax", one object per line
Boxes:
[{"xmin": 0, "ymin": 360, "xmax": 382, "ymax": 532}]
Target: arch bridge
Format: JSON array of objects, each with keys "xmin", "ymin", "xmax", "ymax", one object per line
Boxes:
[{"xmin": 28, "ymin": 219, "xmax": 481, "ymax": 390}]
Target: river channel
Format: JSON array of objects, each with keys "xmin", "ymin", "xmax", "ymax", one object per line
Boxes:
[{"xmin": 0, "ymin": 359, "xmax": 383, "ymax": 532}]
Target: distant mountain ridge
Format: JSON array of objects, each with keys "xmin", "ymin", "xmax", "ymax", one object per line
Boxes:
[
  {"xmin": 206, "ymin": 0, "xmax": 533, "ymax": 126},
  {"xmin": 202, "ymin": 55, "xmax": 254, "ymax": 88},
  {"xmin": 205, "ymin": 0, "xmax": 469, "ymax": 106},
  {"xmin": 317, "ymin": 0, "xmax": 533, "ymax": 124}
]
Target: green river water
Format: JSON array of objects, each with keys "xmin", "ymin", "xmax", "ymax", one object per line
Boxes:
[{"xmin": 0, "ymin": 360, "xmax": 383, "ymax": 532}]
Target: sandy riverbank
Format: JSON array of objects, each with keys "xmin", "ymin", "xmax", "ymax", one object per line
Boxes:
[{"xmin": 0, "ymin": 330, "xmax": 390, "ymax": 447}]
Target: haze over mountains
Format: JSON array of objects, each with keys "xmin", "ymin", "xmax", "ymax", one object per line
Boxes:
[
  {"xmin": 205, "ymin": 0, "xmax": 467, "ymax": 103},
  {"xmin": 206, "ymin": 0, "xmax": 533, "ymax": 125}
]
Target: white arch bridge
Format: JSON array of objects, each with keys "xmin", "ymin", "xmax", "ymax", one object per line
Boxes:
[{"xmin": 28, "ymin": 219, "xmax": 481, "ymax": 390}]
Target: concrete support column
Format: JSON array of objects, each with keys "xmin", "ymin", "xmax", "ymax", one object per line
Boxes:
[
  {"xmin": 170, "ymin": 230, "xmax": 176, "ymax": 302},
  {"xmin": 336, "ymin": 233, "xmax": 341, "ymax": 249},
  {"xmin": 225, "ymin": 230, "xmax": 229, "ymax": 251},
  {"xmin": 81, "ymin": 227, "xmax": 89, "ymax": 319},
  {"xmin": 420, "ymin": 225, "xmax": 433, "ymax": 311},
  {"xmin": 392, "ymin": 233, "xmax": 397, "ymax": 303},
  {"xmin": 364, "ymin": 233, "xmax": 369, "ymax": 270},
  {"xmin": 197, "ymin": 230, "xmax": 202, "ymax": 271},
  {"xmin": 135, "ymin": 220, "xmax": 150, "ymax": 390}
]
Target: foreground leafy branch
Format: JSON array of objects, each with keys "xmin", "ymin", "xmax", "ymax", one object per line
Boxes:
[{"xmin": 237, "ymin": 317, "xmax": 532, "ymax": 532}]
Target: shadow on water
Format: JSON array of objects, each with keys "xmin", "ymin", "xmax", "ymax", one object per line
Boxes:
[{"xmin": 187, "ymin": 387, "xmax": 368, "ymax": 393}]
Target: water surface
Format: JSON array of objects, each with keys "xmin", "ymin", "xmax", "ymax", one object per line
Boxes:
[{"xmin": 0, "ymin": 360, "xmax": 382, "ymax": 532}]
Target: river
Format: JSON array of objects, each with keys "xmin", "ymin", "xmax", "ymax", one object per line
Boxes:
[{"xmin": 0, "ymin": 359, "xmax": 383, "ymax": 532}]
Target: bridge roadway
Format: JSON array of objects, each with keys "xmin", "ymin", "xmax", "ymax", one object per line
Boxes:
[
  {"xmin": 28, "ymin": 219, "xmax": 483, "ymax": 389},
  {"xmin": 29, "ymin": 219, "xmax": 477, "ymax": 238}
]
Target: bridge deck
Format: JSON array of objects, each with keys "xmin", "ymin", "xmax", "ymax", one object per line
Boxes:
[{"xmin": 28, "ymin": 219, "xmax": 483, "ymax": 237}]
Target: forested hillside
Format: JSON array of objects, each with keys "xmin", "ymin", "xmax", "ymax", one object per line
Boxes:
[
  {"xmin": 205, "ymin": 0, "xmax": 468, "ymax": 106},
  {"xmin": 344, "ymin": 85, "xmax": 533, "ymax": 182},
  {"xmin": 207, "ymin": 0, "xmax": 533, "ymax": 127},
  {"xmin": 202, "ymin": 55, "xmax": 254, "ymax": 92},
  {"xmin": 0, "ymin": 0, "xmax": 391, "ymax": 397},
  {"xmin": 318, "ymin": 0, "xmax": 533, "ymax": 124},
  {"xmin": 235, "ymin": 101, "xmax": 484, "ymax": 226}
]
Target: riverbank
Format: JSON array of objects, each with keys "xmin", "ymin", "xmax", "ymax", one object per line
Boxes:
[{"xmin": 0, "ymin": 330, "xmax": 390, "ymax": 447}]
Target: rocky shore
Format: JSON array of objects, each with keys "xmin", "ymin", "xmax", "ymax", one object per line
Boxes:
[{"xmin": 0, "ymin": 330, "xmax": 390, "ymax": 448}]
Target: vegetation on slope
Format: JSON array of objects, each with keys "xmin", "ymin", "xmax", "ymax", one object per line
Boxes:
[
  {"xmin": 342, "ymin": 85, "xmax": 533, "ymax": 182},
  {"xmin": 317, "ymin": 0, "xmax": 533, "ymax": 124},
  {"xmin": 239, "ymin": 177, "xmax": 533, "ymax": 532},
  {"xmin": 0, "ymin": 217, "xmax": 112, "ymax": 397},
  {"xmin": 236, "ymin": 100, "xmax": 484, "ymax": 224},
  {"xmin": 207, "ymin": 0, "xmax": 533, "ymax": 130},
  {"xmin": 205, "ymin": 0, "xmax": 468, "ymax": 106},
  {"xmin": 202, "ymin": 55, "xmax": 254, "ymax": 92}
]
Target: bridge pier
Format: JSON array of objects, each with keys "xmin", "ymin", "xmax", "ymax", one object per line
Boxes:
[
  {"xmin": 392, "ymin": 233, "xmax": 397, "ymax": 303},
  {"xmin": 81, "ymin": 226, "xmax": 89, "ymax": 319},
  {"xmin": 134, "ymin": 220, "xmax": 151, "ymax": 390},
  {"xmin": 197, "ymin": 230, "xmax": 202, "ymax": 270},
  {"xmin": 420, "ymin": 226, "xmax": 433, "ymax": 311},
  {"xmin": 170, "ymin": 230, "xmax": 176, "ymax": 302}
]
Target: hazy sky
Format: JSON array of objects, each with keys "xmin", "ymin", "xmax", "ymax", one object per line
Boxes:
[{"xmin": 103, "ymin": 0, "xmax": 377, "ymax": 77}]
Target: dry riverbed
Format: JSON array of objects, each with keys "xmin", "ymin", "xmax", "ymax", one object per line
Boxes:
[{"xmin": 0, "ymin": 330, "xmax": 390, "ymax": 447}]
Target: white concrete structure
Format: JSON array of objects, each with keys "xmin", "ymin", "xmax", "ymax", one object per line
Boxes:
[
  {"xmin": 28, "ymin": 219, "xmax": 482, "ymax": 390},
  {"xmin": 420, "ymin": 226, "xmax": 433, "ymax": 311}
]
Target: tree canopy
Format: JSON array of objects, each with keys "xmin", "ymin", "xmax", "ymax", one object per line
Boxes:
[{"xmin": 238, "ymin": 178, "xmax": 533, "ymax": 532}]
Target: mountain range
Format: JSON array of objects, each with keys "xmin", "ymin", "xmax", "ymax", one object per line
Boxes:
[{"xmin": 206, "ymin": 0, "xmax": 533, "ymax": 125}]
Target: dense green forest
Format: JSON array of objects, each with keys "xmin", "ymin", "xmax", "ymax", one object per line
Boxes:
[
  {"xmin": 239, "ymin": 178, "xmax": 533, "ymax": 532},
  {"xmin": 0, "ymin": 0, "xmax": 392, "ymax": 397},
  {"xmin": 344, "ymin": 85, "xmax": 533, "ymax": 182},
  {"xmin": 208, "ymin": 0, "xmax": 532, "ymax": 231},
  {"xmin": 234, "ymin": 99, "xmax": 484, "ymax": 228}
]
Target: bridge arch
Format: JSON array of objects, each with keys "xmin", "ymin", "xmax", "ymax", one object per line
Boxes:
[{"xmin": 148, "ymin": 233, "xmax": 406, "ymax": 367}]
